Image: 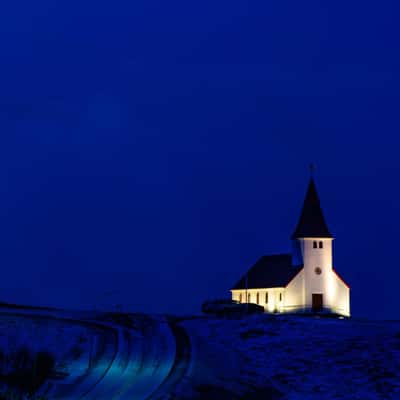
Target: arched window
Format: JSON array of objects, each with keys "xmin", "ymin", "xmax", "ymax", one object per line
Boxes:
[
  {"xmin": 256, "ymin": 292, "xmax": 259, "ymax": 305},
  {"xmin": 313, "ymin": 241, "xmax": 318, "ymax": 248},
  {"xmin": 319, "ymin": 241, "xmax": 323, "ymax": 249},
  {"xmin": 239, "ymin": 293, "xmax": 242, "ymax": 303},
  {"xmin": 279, "ymin": 293, "xmax": 282, "ymax": 302},
  {"xmin": 265, "ymin": 292, "xmax": 268, "ymax": 304},
  {"xmin": 247, "ymin": 293, "xmax": 251, "ymax": 303}
]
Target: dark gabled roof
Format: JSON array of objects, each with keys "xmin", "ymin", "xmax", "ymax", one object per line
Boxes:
[
  {"xmin": 291, "ymin": 178, "xmax": 333, "ymax": 240},
  {"xmin": 232, "ymin": 254, "xmax": 303, "ymax": 290}
]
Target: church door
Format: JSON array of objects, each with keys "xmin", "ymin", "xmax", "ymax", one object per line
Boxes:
[{"xmin": 312, "ymin": 294, "xmax": 323, "ymax": 311}]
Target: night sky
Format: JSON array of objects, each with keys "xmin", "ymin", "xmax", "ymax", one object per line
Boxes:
[{"xmin": 0, "ymin": 1, "xmax": 399, "ymax": 319}]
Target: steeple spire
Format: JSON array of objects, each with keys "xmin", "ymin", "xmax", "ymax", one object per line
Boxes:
[
  {"xmin": 309, "ymin": 163, "xmax": 315, "ymax": 177},
  {"xmin": 291, "ymin": 176, "xmax": 333, "ymax": 240}
]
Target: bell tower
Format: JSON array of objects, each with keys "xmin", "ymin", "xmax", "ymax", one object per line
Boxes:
[{"xmin": 291, "ymin": 173, "xmax": 334, "ymax": 311}]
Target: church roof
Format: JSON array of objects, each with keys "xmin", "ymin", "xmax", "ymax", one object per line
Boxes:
[
  {"xmin": 231, "ymin": 254, "xmax": 303, "ymax": 290},
  {"xmin": 291, "ymin": 178, "xmax": 333, "ymax": 239}
]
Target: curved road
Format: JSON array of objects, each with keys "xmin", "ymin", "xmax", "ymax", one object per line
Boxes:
[
  {"xmin": 147, "ymin": 319, "xmax": 191, "ymax": 400},
  {"xmin": 0, "ymin": 308, "xmax": 191, "ymax": 400}
]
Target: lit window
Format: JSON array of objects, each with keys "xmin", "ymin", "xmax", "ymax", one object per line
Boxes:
[
  {"xmin": 313, "ymin": 241, "xmax": 318, "ymax": 248},
  {"xmin": 265, "ymin": 292, "xmax": 268, "ymax": 304},
  {"xmin": 319, "ymin": 241, "xmax": 323, "ymax": 249},
  {"xmin": 256, "ymin": 292, "xmax": 259, "ymax": 305}
]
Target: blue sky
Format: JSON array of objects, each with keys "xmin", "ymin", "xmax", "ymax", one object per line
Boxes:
[{"xmin": 0, "ymin": 0, "xmax": 399, "ymax": 318}]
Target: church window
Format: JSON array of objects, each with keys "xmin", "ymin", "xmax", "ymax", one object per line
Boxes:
[
  {"xmin": 279, "ymin": 293, "xmax": 282, "ymax": 302},
  {"xmin": 313, "ymin": 241, "xmax": 318, "ymax": 248},
  {"xmin": 265, "ymin": 292, "xmax": 268, "ymax": 304},
  {"xmin": 256, "ymin": 292, "xmax": 259, "ymax": 304},
  {"xmin": 319, "ymin": 241, "xmax": 323, "ymax": 249}
]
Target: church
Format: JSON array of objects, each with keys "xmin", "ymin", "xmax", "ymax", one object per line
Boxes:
[{"xmin": 231, "ymin": 176, "xmax": 350, "ymax": 317}]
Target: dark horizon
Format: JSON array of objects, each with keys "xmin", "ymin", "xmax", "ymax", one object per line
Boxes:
[{"xmin": 0, "ymin": 0, "xmax": 399, "ymax": 319}]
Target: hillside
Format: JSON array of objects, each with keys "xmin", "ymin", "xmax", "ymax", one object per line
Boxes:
[
  {"xmin": 0, "ymin": 307, "xmax": 399, "ymax": 399},
  {"xmin": 179, "ymin": 315, "xmax": 400, "ymax": 399}
]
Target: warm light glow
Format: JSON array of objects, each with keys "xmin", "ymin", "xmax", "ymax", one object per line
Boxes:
[{"xmin": 230, "ymin": 237, "xmax": 350, "ymax": 318}]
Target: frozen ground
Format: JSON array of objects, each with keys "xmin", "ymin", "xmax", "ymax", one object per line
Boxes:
[
  {"xmin": 0, "ymin": 307, "xmax": 399, "ymax": 399},
  {"xmin": 0, "ymin": 307, "xmax": 176, "ymax": 400},
  {"xmin": 180, "ymin": 314, "xmax": 400, "ymax": 400}
]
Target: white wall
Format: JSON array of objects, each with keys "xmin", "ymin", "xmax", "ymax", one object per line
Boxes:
[
  {"xmin": 328, "ymin": 272, "xmax": 350, "ymax": 316},
  {"xmin": 231, "ymin": 288, "xmax": 285, "ymax": 312},
  {"xmin": 294, "ymin": 237, "xmax": 350, "ymax": 316},
  {"xmin": 284, "ymin": 269, "xmax": 305, "ymax": 312},
  {"xmin": 231, "ymin": 237, "xmax": 350, "ymax": 317},
  {"xmin": 300, "ymin": 238, "xmax": 333, "ymax": 307},
  {"xmin": 232, "ymin": 275, "xmax": 349, "ymax": 316}
]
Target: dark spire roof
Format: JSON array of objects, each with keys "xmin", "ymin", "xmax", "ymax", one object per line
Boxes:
[{"xmin": 291, "ymin": 178, "xmax": 333, "ymax": 239}]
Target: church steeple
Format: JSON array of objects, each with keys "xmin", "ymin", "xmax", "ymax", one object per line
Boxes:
[{"xmin": 291, "ymin": 177, "xmax": 333, "ymax": 240}]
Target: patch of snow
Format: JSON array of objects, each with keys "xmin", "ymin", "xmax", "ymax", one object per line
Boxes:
[{"xmin": 181, "ymin": 315, "xmax": 400, "ymax": 399}]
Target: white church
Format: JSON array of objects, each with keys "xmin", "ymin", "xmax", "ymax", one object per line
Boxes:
[{"xmin": 231, "ymin": 177, "xmax": 350, "ymax": 317}]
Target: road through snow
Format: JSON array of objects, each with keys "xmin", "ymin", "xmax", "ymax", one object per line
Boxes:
[
  {"xmin": 148, "ymin": 319, "xmax": 191, "ymax": 400},
  {"xmin": 0, "ymin": 308, "xmax": 190, "ymax": 400}
]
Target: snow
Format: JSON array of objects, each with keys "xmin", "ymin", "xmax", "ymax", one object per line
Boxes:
[
  {"xmin": 1, "ymin": 307, "xmax": 400, "ymax": 399},
  {"xmin": 0, "ymin": 308, "xmax": 176, "ymax": 399},
  {"xmin": 0, "ymin": 314, "xmax": 91, "ymax": 376},
  {"xmin": 180, "ymin": 314, "xmax": 400, "ymax": 399}
]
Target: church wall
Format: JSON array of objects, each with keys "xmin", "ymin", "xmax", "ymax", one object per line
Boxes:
[
  {"xmin": 231, "ymin": 290, "xmax": 241, "ymax": 303},
  {"xmin": 292, "ymin": 238, "xmax": 350, "ymax": 316},
  {"xmin": 301, "ymin": 238, "xmax": 334, "ymax": 308},
  {"xmin": 231, "ymin": 288, "xmax": 285, "ymax": 312},
  {"xmin": 328, "ymin": 272, "xmax": 350, "ymax": 316},
  {"xmin": 232, "ymin": 274, "xmax": 349, "ymax": 316},
  {"xmin": 284, "ymin": 269, "xmax": 305, "ymax": 312}
]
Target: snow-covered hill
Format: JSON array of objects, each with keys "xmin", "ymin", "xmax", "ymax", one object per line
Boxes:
[
  {"xmin": 0, "ymin": 307, "xmax": 399, "ymax": 399},
  {"xmin": 180, "ymin": 314, "xmax": 400, "ymax": 399}
]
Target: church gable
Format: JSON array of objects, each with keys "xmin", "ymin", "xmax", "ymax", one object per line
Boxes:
[{"xmin": 285, "ymin": 268, "xmax": 305, "ymax": 309}]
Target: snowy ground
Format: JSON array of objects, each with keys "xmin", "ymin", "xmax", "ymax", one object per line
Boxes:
[
  {"xmin": 0, "ymin": 307, "xmax": 399, "ymax": 399},
  {"xmin": 0, "ymin": 314, "xmax": 91, "ymax": 372},
  {"xmin": 0, "ymin": 308, "xmax": 176, "ymax": 399},
  {"xmin": 180, "ymin": 314, "xmax": 400, "ymax": 400}
]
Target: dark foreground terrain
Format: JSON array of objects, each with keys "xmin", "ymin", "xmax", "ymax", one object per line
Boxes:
[{"xmin": 0, "ymin": 305, "xmax": 399, "ymax": 399}]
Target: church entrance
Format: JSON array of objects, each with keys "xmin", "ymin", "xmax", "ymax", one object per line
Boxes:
[{"xmin": 312, "ymin": 294, "xmax": 323, "ymax": 311}]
